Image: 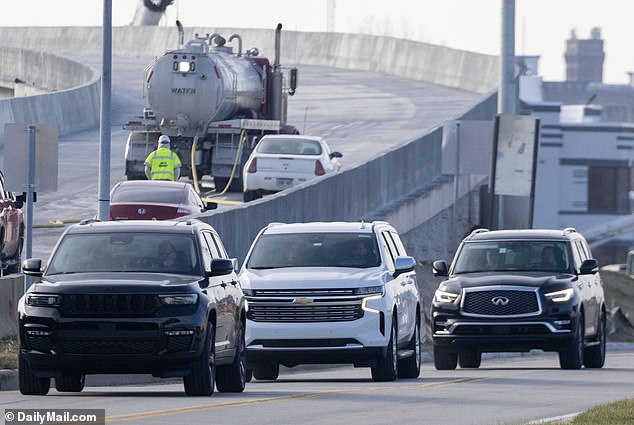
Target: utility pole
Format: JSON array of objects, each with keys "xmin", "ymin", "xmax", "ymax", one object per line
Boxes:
[{"xmin": 97, "ymin": 0, "xmax": 112, "ymax": 221}]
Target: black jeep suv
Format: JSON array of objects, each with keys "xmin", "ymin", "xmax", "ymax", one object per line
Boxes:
[
  {"xmin": 431, "ymin": 228, "xmax": 606, "ymax": 370},
  {"xmin": 18, "ymin": 219, "xmax": 247, "ymax": 396}
]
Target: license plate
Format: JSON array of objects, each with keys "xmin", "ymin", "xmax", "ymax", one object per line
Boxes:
[{"xmin": 276, "ymin": 178, "xmax": 293, "ymax": 188}]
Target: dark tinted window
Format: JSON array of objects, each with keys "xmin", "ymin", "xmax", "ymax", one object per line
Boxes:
[
  {"xmin": 111, "ymin": 184, "xmax": 186, "ymax": 204},
  {"xmin": 256, "ymin": 138, "xmax": 322, "ymax": 155},
  {"xmin": 247, "ymin": 232, "xmax": 380, "ymax": 269},
  {"xmin": 47, "ymin": 232, "xmax": 199, "ymax": 275}
]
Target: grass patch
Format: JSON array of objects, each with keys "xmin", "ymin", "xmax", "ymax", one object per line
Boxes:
[
  {"xmin": 567, "ymin": 398, "xmax": 634, "ymax": 424},
  {"xmin": 0, "ymin": 335, "xmax": 18, "ymax": 370}
]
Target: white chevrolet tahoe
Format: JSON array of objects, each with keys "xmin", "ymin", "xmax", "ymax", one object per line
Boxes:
[{"xmin": 239, "ymin": 221, "xmax": 421, "ymax": 381}]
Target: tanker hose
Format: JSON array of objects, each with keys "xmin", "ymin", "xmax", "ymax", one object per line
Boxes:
[
  {"xmin": 208, "ymin": 129, "xmax": 247, "ymax": 198},
  {"xmin": 190, "ymin": 132, "xmax": 202, "ymax": 194}
]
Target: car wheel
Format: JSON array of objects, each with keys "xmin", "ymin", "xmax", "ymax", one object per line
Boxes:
[
  {"xmin": 245, "ymin": 368, "xmax": 253, "ymax": 383},
  {"xmin": 216, "ymin": 322, "xmax": 247, "ymax": 392},
  {"xmin": 19, "ymin": 353, "xmax": 50, "ymax": 395},
  {"xmin": 252, "ymin": 363, "xmax": 279, "ymax": 381},
  {"xmin": 184, "ymin": 324, "xmax": 216, "ymax": 396},
  {"xmin": 583, "ymin": 312, "xmax": 606, "ymax": 368},
  {"xmin": 433, "ymin": 346, "xmax": 458, "ymax": 370},
  {"xmin": 243, "ymin": 190, "xmax": 257, "ymax": 202},
  {"xmin": 458, "ymin": 350, "xmax": 481, "ymax": 369},
  {"xmin": 55, "ymin": 374, "xmax": 85, "ymax": 392},
  {"xmin": 372, "ymin": 317, "xmax": 398, "ymax": 381},
  {"xmin": 397, "ymin": 317, "xmax": 421, "ymax": 379},
  {"xmin": 559, "ymin": 315, "xmax": 584, "ymax": 369}
]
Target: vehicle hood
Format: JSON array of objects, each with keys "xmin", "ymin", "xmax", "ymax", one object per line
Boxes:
[
  {"xmin": 240, "ymin": 267, "xmax": 386, "ymax": 290},
  {"xmin": 441, "ymin": 271, "xmax": 576, "ymax": 292},
  {"xmin": 32, "ymin": 272, "xmax": 202, "ymax": 294}
]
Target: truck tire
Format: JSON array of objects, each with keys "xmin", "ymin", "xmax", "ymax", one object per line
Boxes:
[
  {"xmin": 559, "ymin": 316, "xmax": 584, "ymax": 369},
  {"xmin": 55, "ymin": 374, "xmax": 85, "ymax": 392},
  {"xmin": 397, "ymin": 317, "xmax": 421, "ymax": 379},
  {"xmin": 583, "ymin": 312, "xmax": 606, "ymax": 368},
  {"xmin": 371, "ymin": 318, "xmax": 398, "ymax": 381},
  {"xmin": 184, "ymin": 325, "xmax": 216, "ymax": 396},
  {"xmin": 216, "ymin": 322, "xmax": 247, "ymax": 392},
  {"xmin": 433, "ymin": 346, "xmax": 458, "ymax": 370},
  {"xmin": 458, "ymin": 350, "xmax": 481, "ymax": 368},
  {"xmin": 252, "ymin": 364, "xmax": 279, "ymax": 381},
  {"xmin": 19, "ymin": 353, "xmax": 50, "ymax": 395}
]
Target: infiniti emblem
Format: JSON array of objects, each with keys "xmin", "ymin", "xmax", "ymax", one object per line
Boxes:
[
  {"xmin": 491, "ymin": 296, "xmax": 509, "ymax": 306},
  {"xmin": 138, "ymin": 208, "xmax": 147, "ymax": 215}
]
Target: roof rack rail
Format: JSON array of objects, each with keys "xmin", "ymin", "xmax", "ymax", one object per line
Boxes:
[
  {"xmin": 79, "ymin": 218, "xmax": 100, "ymax": 225},
  {"xmin": 469, "ymin": 228, "xmax": 490, "ymax": 236},
  {"xmin": 563, "ymin": 227, "xmax": 577, "ymax": 235}
]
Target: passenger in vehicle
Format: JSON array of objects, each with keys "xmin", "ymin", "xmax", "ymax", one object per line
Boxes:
[
  {"xmin": 542, "ymin": 246, "xmax": 564, "ymax": 270},
  {"xmin": 158, "ymin": 241, "xmax": 188, "ymax": 272},
  {"xmin": 484, "ymin": 249, "xmax": 499, "ymax": 270}
]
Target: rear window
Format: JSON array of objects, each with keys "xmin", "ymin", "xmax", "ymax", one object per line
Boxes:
[
  {"xmin": 46, "ymin": 232, "xmax": 200, "ymax": 275},
  {"xmin": 112, "ymin": 184, "xmax": 185, "ymax": 204},
  {"xmin": 247, "ymin": 232, "xmax": 380, "ymax": 269},
  {"xmin": 256, "ymin": 138, "xmax": 323, "ymax": 155}
]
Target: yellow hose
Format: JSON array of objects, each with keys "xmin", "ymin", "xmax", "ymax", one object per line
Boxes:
[
  {"xmin": 207, "ymin": 128, "xmax": 247, "ymax": 198},
  {"xmin": 190, "ymin": 133, "xmax": 202, "ymax": 194}
]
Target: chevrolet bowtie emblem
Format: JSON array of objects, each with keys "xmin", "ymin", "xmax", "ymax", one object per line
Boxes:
[{"xmin": 293, "ymin": 298, "xmax": 313, "ymax": 304}]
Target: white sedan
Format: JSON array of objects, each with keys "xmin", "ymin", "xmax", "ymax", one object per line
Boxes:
[{"xmin": 242, "ymin": 135, "xmax": 342, "ymax": 202}]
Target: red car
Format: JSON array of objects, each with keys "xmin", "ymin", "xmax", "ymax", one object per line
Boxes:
[
  {"xmin": 109, "ymin": 180, "xmax": 214, "ymax": 220},
  {"xmin": 0, "ymin": 170, "xmax": 24, "ymax": 274}
]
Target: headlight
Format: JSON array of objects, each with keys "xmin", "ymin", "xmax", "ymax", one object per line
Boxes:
[
  {"xmin": 159, "ymin": 294, "xmax": 198, "ymax": 305},
  {"xmin": 26, "ymin": 294, "xmax": 61, "ymax": 307},
  {"xmin": 545, "ymin": 288, "xmax": 574, "ymax": 303},
  {"xmin": 354, "ymin": 285, "xmax": 384, "ymax": 296},
  {"xmin": 434, "ymin": 289, "xmax": 459, "ymax": 303}
]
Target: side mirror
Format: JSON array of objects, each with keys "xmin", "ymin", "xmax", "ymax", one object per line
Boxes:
[
  {"xmin": 288, "ymin": 67, "xmax": 298, "ymax": 96},
  {"xmin": 432, "ymin": 260, "xmax": 449, "ymax": 277},
  {"xmin": 22, "ymin": 258, "xmax": 43, "ymax": 277},
  {"xmin": 205, "ymin": 201, "xmax": 218, "ymax": 211},
  {"xmin": 393, "ymin": 256, "xmax": 416, "ymax": 278},
  {"xmin": 207, "ymin": 258, "xmax": 234, "ymax": 277},
  {"xmin": 579, "ymin": 258, "xmax": 599, "ymax": 275},
  {"xmin": 330, "ymin": 151, "xmax": 343, "ymax": 159}
]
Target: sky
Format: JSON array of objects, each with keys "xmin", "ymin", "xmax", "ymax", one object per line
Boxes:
[{"xmin": 1, "ymin": 0, "xmax": 633, "ymax": 84}]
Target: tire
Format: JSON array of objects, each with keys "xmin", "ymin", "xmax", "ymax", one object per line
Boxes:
[
  {"xmin": 243, "ymin": 190, "xmax": 257, "ymax": 202},
  {"xmin": 372, "ymin": 317, "xmax": 398, "ymax": 382},
  {"xmin": 19, "ymin": 353, "xmax": 50, "ymax": 395},
  {"xmin": 245, "ymin": 368, "xmax": 253, "ymax": 383},
  {"xmin": 433, "ymin": 346, "xmax": 458, "ymax": 370},
  {"xmin": 184, "ymin": 324, "xmax": 216, "ymax": 396},
  {"xmin": 559, "ymin": 316, "xmax": 584, "ymax": 369},
  {"xmin": 216, "ymin": 323, "xmax": 247, "ymax": 392},
  {"xmin": 583, "ymin": 312, "xmax": 606, "ymax": 368},
  {"xmin": 458, "ymin": 350, "xmax": 481, "ymax": 369},
  {"xmin": 252, "ymin": 364, "xmax": 279, "ymax": 381},
  {"xmin": 55, "ymin": 374, "xmax": 85, "ymax": 392},
  {"xmin": 398, "ymin": 318, "xmax": 421, "ymax": 379}
]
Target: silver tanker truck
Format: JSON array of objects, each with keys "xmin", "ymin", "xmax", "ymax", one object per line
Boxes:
[{"xmin": 124, "ymin": 23, "xmax": 297, "ymax": 192}]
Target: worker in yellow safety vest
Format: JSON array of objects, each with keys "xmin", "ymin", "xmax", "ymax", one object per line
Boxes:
[{"xmin": 144, "ymin": 135, "xmax": 182, "ymax": 181}]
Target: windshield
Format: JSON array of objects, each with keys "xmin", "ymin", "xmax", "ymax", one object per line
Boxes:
[
  {"xmin": 256, "ymin": 138, "xmax": 323, "ymax": 155},
  {"xmin": 46, "ymin": 232, "xmax": 200, "ymax": 275},
  {"xmin": 452, "ymin": 240, "xmax": 571, "ymax": 274},
  {"xmin": 111, "ymin": 184, "xmax": 185, "ymax": 204},
  {"xmin": 247, "ymin": 232, "xmax": 380, "ymax": 269}
]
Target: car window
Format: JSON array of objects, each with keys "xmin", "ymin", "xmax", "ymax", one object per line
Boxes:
[
  {"xmin": 202, "ymin": 232, "xmax": 222, "ymax": 259},
  {"xmin": 46, "ymin": 232, "xmax": 199, "ymax": 275},
  {"xmin": 452, "ymin": 240, "xmax": 571, "ymax": 274},
  {"xmin": 380, "ymin": 231, "xmax": 398, "ymax": 265},
  {"xmin": 111, "ymin": 184, "xmax": 186, "ymax": 204},
  {"xmin": 247, "ymin": 232, "xmax": 380, "ymax": 269},
  {"xmin": 257, "ymin": 138, "xmax": 323, "ymax": 155},
  {"xmin": 211, "ymin": 233, "xmax": 229, "ymax": 258}
]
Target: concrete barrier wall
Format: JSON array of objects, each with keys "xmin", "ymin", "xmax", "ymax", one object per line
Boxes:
[
  {"xmin": 0, "ymin": 46, "xmax": 100, "ymax": 146},
  {"xmin": 0, "ymin": 274, "xmax": 23, "ymax": 338}
]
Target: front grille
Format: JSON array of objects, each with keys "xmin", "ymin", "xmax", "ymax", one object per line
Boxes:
[
  {"xmin": 26, "ymin": 335, "xmax": 52, "ymax": 352},
  {"xmin": 60, "ymin": 339, "xmax": 156, "ymax": 355},
  {"xmin": 60, "ymin": 294, "xmax": 159, "ymax": 317},
  {"xmin": 166, "ymin": 335, "xmax": 194, "ymax": 352},
  {"xmin": 247, "ymin": 288, "xmax": 364, "ymax": 323},
  {"xmin": 462, "ymin": 287, "xmax": 540, "ymax": 317},
  {"xmin": 453, "ymin": 323, "xmax": 551, "ymax": 335}
]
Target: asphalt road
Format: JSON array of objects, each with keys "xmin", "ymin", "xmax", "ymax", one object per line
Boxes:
[
  {"xmin": 2, "ymin": 348, "xmax": 634, "ymax": 425},
  {"xmin": 25, "ymin": 55, "xmax": 479, "ymax": 262}
]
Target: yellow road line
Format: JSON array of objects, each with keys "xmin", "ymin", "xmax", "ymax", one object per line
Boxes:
[{"xmin": 106, "ymin": 377, "xmax": 487, "ymax": 422}]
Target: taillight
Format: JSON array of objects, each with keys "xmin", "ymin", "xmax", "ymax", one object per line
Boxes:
[
  {"xmin": 175, "ymin": 208, "xmax": 191, "ymax": 218},
  {"xmin": 247, "ymin": 158, "xmax": 257, "ymax": 173},
  {"xmin": 314, "ymin": 160, "xmax": 325, "ymax": 176}
]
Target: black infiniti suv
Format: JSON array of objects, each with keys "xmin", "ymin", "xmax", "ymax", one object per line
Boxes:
[
  {"xmin": 431, "ymin": 228, "xmax": 606, "ymax": 370},
  {"xmin": 18, "ymin": 219, "xmax": 247, "ymax": 396}
]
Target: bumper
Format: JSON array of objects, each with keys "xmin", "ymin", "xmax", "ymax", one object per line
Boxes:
[
  {"xmin": 243, "ymin": 172, "xmax": 312, "ymax": 192},
  {"xmin": 245, "ymin": 312, "xmax": 390, "ymax": 367}
]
